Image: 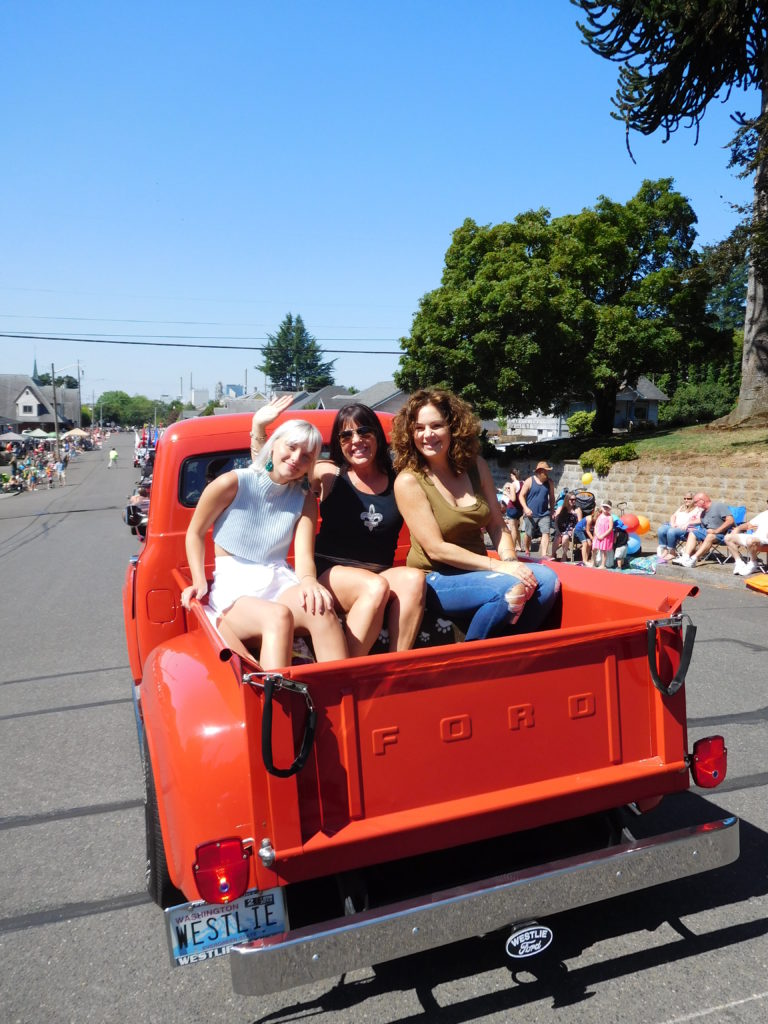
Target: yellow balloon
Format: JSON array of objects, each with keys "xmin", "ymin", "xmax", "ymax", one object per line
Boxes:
[
  {"xmin": 635, "ymin": 514, "xmax": 650, "ymax": 536},
  {"xmin": 581, "ymin": 472, "xmax": 593, "ymax": 486}
]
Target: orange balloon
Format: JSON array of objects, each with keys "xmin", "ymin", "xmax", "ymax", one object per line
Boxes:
[{"xmin": 635, "ymin": 514, "xmax": 650, "ymax": 535}]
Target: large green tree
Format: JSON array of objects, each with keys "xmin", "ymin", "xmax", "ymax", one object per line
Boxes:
[
  {"xmin": 94, "ymin": 391, "xmax": 171, "ymax": 426},
  {"xmin": 258, "ymin": 313, "xmax": 335, "ymax": 392},
  {"xmin": 396, "ymin": 179, "xmax": 714, "ymax": 433},
  {"xmin": 573, "ymin": 0, "xmax": 768, "ymax": 424},
  {"xmin": 97, "ymin": 390, "xmax": 133, "ymax": 425}
]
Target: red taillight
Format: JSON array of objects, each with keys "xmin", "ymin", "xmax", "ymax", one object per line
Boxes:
[
  {"xmin": 690, "ymin": 735, "xmax": 727, "ymax": 789},
  {"xmin": 193, "ymin": 838, "xmax": 250, "ymax": 904}
]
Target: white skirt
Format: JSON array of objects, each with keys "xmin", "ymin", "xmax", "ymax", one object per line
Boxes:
[{"xmin": 208, "ymin": 555, "xmax": 299, "ymax": 616}]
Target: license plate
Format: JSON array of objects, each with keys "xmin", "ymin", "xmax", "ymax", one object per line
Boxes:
[{"xmin": 166, "ymin": 886, "xmax": 287, "ymax": 968}]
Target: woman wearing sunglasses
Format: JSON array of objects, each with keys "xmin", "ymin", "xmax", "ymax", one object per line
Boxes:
[
  {"xmin": 252, "ymin": 398, "xmax": 426, "ymax": 656},
  {"xmin": 656, "ymin": 493, "xmax": 701, "ymax": 562}
]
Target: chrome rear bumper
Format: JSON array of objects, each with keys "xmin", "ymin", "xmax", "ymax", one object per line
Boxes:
[{"xmin": 230, "ymin": 816, "xmax": 739, "ymax": 996}]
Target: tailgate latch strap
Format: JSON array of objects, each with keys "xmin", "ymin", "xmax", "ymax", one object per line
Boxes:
[
  {"xmin": 646, "ymin": 613, "xmax": 696, "ymax": 697},
  {"xmin": 244, "ymin": 673, "xmax": 317, "ymax": 778}
]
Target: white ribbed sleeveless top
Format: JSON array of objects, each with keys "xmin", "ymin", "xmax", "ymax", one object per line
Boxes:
[{"xmin": 212, "ymin": 467, "xmax": 306, "ymax": 563}]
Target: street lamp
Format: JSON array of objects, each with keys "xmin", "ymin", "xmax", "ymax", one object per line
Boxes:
[
  {"xmin": 50, "ymin": 360, "xmax": 86, "ymax": 435},
  {"xmin": 89, "ymin": 380, "xmax": 107, "ymax": 430}
]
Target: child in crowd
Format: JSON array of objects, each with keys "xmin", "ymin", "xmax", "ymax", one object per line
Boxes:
[
  {"xmin": 592, "ymin": 500, "xmax": 616, "ymax": 569},
  {"xmin": 613, "ymin": 519, "xmax": 629, "ymax": 569},
  {"xmin": 573, "ymin": 508, "xmax": 598, "ymax": 565}
]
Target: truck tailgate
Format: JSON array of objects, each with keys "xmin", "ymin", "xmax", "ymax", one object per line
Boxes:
[{"xmin": 246, "ymin": 612, "xmax": 690, "ymax": 881}]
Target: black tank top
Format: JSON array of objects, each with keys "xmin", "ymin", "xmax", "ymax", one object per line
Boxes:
[{"xmin": 315, "ymin": 469, "xmax": 402, "ymax": 571}]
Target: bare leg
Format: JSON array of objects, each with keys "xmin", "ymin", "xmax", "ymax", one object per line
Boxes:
[
  {"xmin": 682, "ymin": 532, "xmax": 698, "ymax": 558},
  {"xmin": 539, "ymin": 528, "xmax": 551, "ymax": 558},
  {"xmin": 506, "ymin": 517, "xmax": 521, "ymax": 551},
  {"xmin": 693, "ymin": 534, "xmax": 716, "ymax": 561},
  {"xmin": 217, "ymin": 597, "xmax": 294, "ymax": 668},
  {"xmin": 380, "ymin": 566, "xmax": 427, "ymax": 651},
  {"xmin": 318, "ymin": 566, "xmax": 390, "ymax": 657},
  {"xmin": 277, "ymin": 587, "xmax": 348, "ymax": 662},
  {"xmin": 724, "ymin": 538, "xmax": 742, "ymax": 562}
]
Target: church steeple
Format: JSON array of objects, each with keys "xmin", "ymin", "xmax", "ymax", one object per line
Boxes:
[{"xmin": 32, "ymin": 357, "xmax": 41, "ymax": 385}]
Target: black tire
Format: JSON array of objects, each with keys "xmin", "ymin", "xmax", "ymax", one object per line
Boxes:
[{"xmin": 144, "ymin": 731, "xmax": 185, "ymax": 908}]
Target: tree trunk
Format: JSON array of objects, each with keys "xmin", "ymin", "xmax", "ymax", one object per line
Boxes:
[
  {"xmin": 723, "ymin": 81, "xmax": 768, "ymax": 426},
  {"xmin": 726, "ymin": 262, "xmax": 768, "ymax": 423},
  {"xmin": 592, "ymin": 387, "xmax": 617, "ymax": 436}
]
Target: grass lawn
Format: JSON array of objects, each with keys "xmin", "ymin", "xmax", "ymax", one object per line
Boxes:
[
  {"xmin": 632, "ymin": 424, "xmax": 768, "ymax": 466},
  {"xmin": 497, "ymin": 424, "xmax": 768, "ymax": 468}
]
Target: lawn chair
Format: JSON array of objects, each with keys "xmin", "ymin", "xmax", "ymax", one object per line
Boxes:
[{"xmin": 700, "ymin": 505, "xmax": 747, "ymax": 564}]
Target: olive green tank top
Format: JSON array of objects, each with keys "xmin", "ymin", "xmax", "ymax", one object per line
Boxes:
[{"xmin": 406, "ymin": 464, "xmax": 490, "ymax": 574}]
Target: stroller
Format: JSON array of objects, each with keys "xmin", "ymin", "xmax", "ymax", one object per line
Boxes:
[{"xmin": 574, "ymin": 489, "xmax": 596, "ymax": 515}]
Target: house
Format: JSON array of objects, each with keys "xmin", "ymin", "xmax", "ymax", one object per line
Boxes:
[
  {"xmin": 285, "ymin": 383, "xmax": 406, "ymax": 412},
  {"xmin": 505, "ymin": 376, "xmax": 669, "ymax": 439},
  {"xmin": 295, "ymin": 385, "xmax": 355, "ymax": 410},
  {"xmin": 213, "ymin": 391, "xmax": 270, "ymax": 416},
  {"xmin": 0, "ymin": 374, "xmax": 80, "ymax": 431},
  {"xmin": 348, "ymin": 381, "xmax": 406, "ymax": 413},
  {"xmin": 504, "ymin": 409, "xmax": 571, "ymax": 442},
  {"xmin": 213, "ymin": 381, "xmax": 409, "ymax": 419},
  {"xmin": 614, "ymin": 376, "xmax": 668, "ymax": 428}
]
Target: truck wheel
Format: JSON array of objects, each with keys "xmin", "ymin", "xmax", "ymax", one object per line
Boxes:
[{"xmin": 143, "ymin": 733, "xmax": 185, "ymax": 909}]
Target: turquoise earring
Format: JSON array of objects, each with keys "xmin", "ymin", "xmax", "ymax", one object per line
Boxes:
[{"xmin": 266, "ymin": 457, "xmax": 274, "ymax": 471}]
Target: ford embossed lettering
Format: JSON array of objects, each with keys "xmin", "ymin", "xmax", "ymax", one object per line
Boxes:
[{"xmin": 506, "ymin": 924, "xmax": 554, "ymax": 959}]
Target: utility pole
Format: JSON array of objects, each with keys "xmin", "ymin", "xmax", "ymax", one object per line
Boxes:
[
  {"xmin": 51, "ymin": 363, "xmax": 61, "ymax": 459},
  {"xmin": 77, "ymin": 360, "xmax": 83, "ymax": 427}
]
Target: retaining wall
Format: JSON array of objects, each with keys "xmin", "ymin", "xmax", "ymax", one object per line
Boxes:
[{"xmin": 491, "ymin": 457, "xmax": 768, "ymax": 537}]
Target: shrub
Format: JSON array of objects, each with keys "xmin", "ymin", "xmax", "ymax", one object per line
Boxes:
[
  {"xmin": 612, "ymin": 443, "xmax": 639, "ymax": 463},
  {"xmin": 580, "ymin": 448, "xmax": 613, "ymax": 476},
  {"xmin": 579, "ymin": 444, "xmax": 638, "ymax": 477},
  {"xmin": 567, "ymin": 410, "xmax": 596, "ymax": 437}
]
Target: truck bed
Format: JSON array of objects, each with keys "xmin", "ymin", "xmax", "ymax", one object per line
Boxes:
[{"xmin": 178, "ymin": 560, "xmax": 698, "ymax": 885}]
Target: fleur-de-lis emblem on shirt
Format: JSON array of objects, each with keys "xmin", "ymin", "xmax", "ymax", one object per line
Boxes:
[{"xmin": 361, "ymin": 503, "xmax": 383, "ymax": 532}]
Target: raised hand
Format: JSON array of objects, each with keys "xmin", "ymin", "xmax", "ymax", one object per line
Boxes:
[
  {"xmin": 251, "ymin": 395, "xmax": 295, "ymax": 458},
  {"xmin": 252, "ymin": 394, "xmax": 294, "ymax": 433}
]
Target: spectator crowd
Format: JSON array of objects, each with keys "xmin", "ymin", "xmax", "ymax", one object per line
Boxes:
[
  {"xmin": 497, "ymin": 472, "xmax": 768, "ymax": 577},
  {"xmin": 1, "ymin": 436, "xmax": 98, "ymax": 494}
]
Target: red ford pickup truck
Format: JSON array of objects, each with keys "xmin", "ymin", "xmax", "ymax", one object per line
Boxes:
[{"xmin": 122, "ymin": 410, "xmax": 738, "ymax": 995}]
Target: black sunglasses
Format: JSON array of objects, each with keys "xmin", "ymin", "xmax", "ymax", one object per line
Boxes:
[{"xmin": 339, "ymin": 425, "xmax": 374, "ymax": 442}]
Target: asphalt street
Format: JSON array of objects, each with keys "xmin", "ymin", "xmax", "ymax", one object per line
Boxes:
[{"xmin": 1, "ymin": 431, "xmax": 766, "ymax": 1024}]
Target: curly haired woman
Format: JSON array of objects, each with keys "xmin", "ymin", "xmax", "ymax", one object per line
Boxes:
[{"xmin": 391, "ymin": 389, "xmax": 560, "ymax": 642}]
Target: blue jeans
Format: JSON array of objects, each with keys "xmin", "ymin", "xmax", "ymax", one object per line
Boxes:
[
  {"xmin": 425, "ymin": 562, "xmax": 560, "ymax": 642},
  {"xmin": 657, "ymin": 523, "xmax": 687, "ymax": 549}
]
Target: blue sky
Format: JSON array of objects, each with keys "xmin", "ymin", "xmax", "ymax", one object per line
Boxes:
[{"xmin": 0, "ymin": 1, "xmax": 756, "ymax": 406}]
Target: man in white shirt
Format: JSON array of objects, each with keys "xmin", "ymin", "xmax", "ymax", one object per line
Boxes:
[{"xmin": 725, "ymin": 502, "xmax": 768, "ymax": 576}]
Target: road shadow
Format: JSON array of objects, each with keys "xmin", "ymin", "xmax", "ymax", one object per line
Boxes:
[{"xmin": 249, "ymin": 793, "xmax": 766, "ymax": 1022}]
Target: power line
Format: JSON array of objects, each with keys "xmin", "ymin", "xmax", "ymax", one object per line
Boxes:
[
  {"xmin": 0, "ymin": 331, "xmax": 402, "ymax": 355},
  {"xmin": 0, "ymin": 312, "xmax": 403, "ymax": 331}
]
